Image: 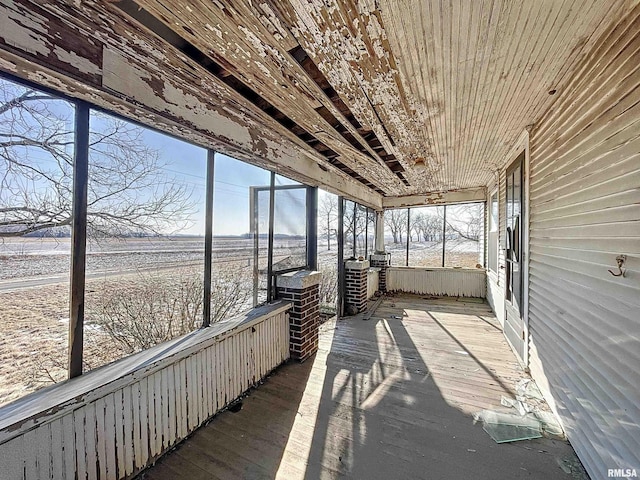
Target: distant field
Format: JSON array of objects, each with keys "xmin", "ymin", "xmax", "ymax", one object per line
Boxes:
[
  {"xmin": 0, "ymin": 235, "xmax": 306, "ymax": 407},
  {"xmin": 0, "ymin": 236, "xmax": 305, "ymax": 281}
]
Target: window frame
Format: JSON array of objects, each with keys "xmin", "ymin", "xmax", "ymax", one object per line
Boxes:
[{"xmin": 488, "ymin": 189, "xmax": 499, "ymax": 274}]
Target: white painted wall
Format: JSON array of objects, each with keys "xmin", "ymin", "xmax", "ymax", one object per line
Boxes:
[{"xmin": 387, "ymin": 267, "xmax": 486, "ymax": 298}]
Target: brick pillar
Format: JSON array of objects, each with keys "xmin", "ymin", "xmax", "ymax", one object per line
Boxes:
[
  {"xmin": 345, "ymin": 259, "xmax": 369, "ymax": 314},
  {"xmin": 370, "ymin": 253, "xmax": 391, "ymax": 292},
  {"xmin": 276, "ymin": 270, "xmax": 321, "ymax": 362}
]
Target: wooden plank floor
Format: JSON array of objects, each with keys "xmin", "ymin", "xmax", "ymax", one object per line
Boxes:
[{"xmin": 139, "ymin": 295, "xmax": 587, "ymax": 480}]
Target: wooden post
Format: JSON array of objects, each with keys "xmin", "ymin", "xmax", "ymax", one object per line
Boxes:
[
  {"xmin": 68, "ymin": 102, "xmax": 90, "ymax": 379},
  {"xmin": 406, "ymin": 207, "xmax": 410, "ymax": 266},
  {"xmin": 375, "ymin": 210, "xmax": 385, "ymax": 254},
  {"xmin": 352, "ymin": 201, "xmax": 357, "ymax": 258},
  {"xmin": 202, "ymin": 150, "xmax": 215, "ymax": 327},
  {"xmin": 365, "ymin": 207, "xmax": 369, "ymax": 256}
]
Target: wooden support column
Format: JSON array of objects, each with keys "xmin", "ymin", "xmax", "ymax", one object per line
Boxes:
[
  {"xmin": 337, "ymin": 197, "xmax": 345, "ymax": 316},
  {"xmin": 442, "ymin": 205, "xmax": 447, "ymax": 267},
  {"xmin": 266, "ymin": 172, "xmax": 276, "ymax": 302},
  {"xmin": 68, "ymin": 102, "xmax": 90, "ymax": 379},
  {"xmin": 374, "ymin": 210, "xmax": 385, "ymax": 254},
  {"xmin": 371, "ymin": 210, "xmax": 390, "ymax": 292},
  {"xmin": 406, "ymin": 207, "xmax": 411, "ymax": 266}
]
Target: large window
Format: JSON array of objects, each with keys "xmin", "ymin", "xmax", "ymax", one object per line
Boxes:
[
  {"xmin": 0, "ymin": 77, "xmax": 75, "ymax": 404},
  {"xmin": 384, "ymin": 208, "xmax": 409, "ymax": 265},
  {"xmin": 386, "ymin": 202, "xmax": 486, "ymax": 269},
  {"xmin": 408, "ymin": 206, "xmax": 444, "ymax": 267},
  {"xmin": 0, "ymin": 73, "xmax": 319, "ymax": 406},
  {"xmin": 83, "ymin": 110, "xmax": 208, "ymax": 370},
  {"xmin": 444, "ymin": 203, "xmax": 485, "ymax": 268},
  {"xmin": 317, "ymin": 191, "xmax": 339, "ymax": 316}
]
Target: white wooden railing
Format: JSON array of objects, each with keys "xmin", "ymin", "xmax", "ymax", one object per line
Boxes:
[
  {"xmin": 387, "ymin": 267, "xmax": 486, "ymax": 298},
  {"xmin": 0, "ymin": 302, "xmax": 290, "ymax": 480}
]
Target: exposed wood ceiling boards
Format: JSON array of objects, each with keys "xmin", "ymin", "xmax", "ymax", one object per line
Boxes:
[
  {"xmin": 2, "ymin": 0, "xmax": 628, "ymax": 205},
  {"xmin": 266, "ymin": 0, "xmax": 437, "ymax": 190},
  {"xmin": 131, "ymin": 0, "xmax": 407, "ymax": 195},
  {"xmin": 128, "ymin": 0, "xmax": 623, "ymax": 195},
  {"xmin": 115, "ymin": 0, "xmax": 384, "ymax": 195},
  {"xmin": 0, "ymin": 0, "xmax": 382, "ymax": 208},
  {"xmin": 380, "ymin": 0, "xmax": 624, "ymax": 188}
]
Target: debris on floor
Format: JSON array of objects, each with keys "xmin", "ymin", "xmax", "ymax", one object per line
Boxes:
[
  {"xmin": 474, "ymin": 378, "xmax": 565, "ymax": 443},
  {"xmin": 474, "ymin": 409, "xmax": 542, "ymax": 443}
]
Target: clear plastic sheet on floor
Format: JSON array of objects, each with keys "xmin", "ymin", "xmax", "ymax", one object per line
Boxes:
[
  {"xmin": 474, "ymin": 410, "xmax": 542, "ymax": 443},
  {"xmin": 474, "ymin": 377, "xmax": 565, "ymax": 443}
]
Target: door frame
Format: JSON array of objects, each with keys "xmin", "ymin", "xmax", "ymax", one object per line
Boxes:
[{"xmin": 503, "ymin": 130, "xmax": 531, "ymax": 369}]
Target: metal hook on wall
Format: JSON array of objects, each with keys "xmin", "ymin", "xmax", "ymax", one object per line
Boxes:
[{"xmin": 608, "ymin": 255, "xmax": 627, "ymax": 277}]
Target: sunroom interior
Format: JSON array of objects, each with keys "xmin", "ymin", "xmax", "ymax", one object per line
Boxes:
[{"xmin": 0, "ymin": 1, "xmax": 638, "ymax": 479}]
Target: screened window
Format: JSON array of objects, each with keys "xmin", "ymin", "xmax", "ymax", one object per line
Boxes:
[
  {"xmin": 84, "ymin": 109, "xmax": 207, "ymax": 371},
  {"xmin": 0, "ymin": 77, "xmax": 75, "ymax": 404},
  {"xmin": 443, "ymin": 203, "xmax": 485, "ymax": 268},
  {"xmin": 408, "ymin": 206, "xmax": 443, "ymax": 267}
]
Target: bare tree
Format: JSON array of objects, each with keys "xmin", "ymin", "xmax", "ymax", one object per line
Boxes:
[
  {"xmin": 318, "ymin": 194, "xmax": 338, "ymax": 250},
  {"xmin": 413, "ymin": 211, "xmax": 442, "ymax": 242},
  {"xmin": 384, "ymin": 208, "xmax": 408, "ymax": 244},
  {"xmin": 0, "ymin": 80, "xmax": 193, "ymax": 238},
  {"xmin": 88, "ymin": 267, "xmax": 251, "ymax": 355},
  {"xmin": 441, "ymin": 204, "xmax": 483, "ymax": 241}
]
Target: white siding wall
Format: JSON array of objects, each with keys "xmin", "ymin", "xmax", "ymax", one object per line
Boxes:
[
  {"xmin": 387, "ymin": 267, "xmax": 486, "ymax": 298},
  {"xmin": 527, "ymin": 5, "xmax": 640, "ymax": 478},
  {"xmin": 0, "ymin": 303, "xmax": 290, "ymax": 480}
]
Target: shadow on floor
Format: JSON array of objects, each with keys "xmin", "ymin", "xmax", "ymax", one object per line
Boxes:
[{"xmin": 140, "ymin": 295, "xmax": 587, "ymax": 480}]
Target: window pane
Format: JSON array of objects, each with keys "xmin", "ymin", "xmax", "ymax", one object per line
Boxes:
[
  {"xmin": 0, "ymin": 77, "xmax": 74, "ymax": 405},
  {"xmin": 83, "ymin": 110, "xmax": 207, "ymax": 371},
  {"xmin": 408, "ymin": 206, "xmax": 444, "ymax": 267},
  {"xmin": 354, "ymin": 203, "xmax": 368, "ymax": 259},
  {"xmin": 317, "ymin": 191, "xmax": 338, "ymax": 317},
  {"xmin": 384, "ymin": 208, "xmax": 408, "ymax": 265},
  {"xmin": 214, "ymin": 154, "xmax": 269, "ymax": 308},
  {"xmin": 273, "ymin": 175, "xmax": 307, "ymax": 271},
  {"xmin": 490, "ymin": 193, "xmax": 498, "ymax": 232},
  {"xmin": 444, "ymin": 203, "xmax": 485, "ymax": 268},
  {"xmin": 366, "ymin": 208, "xmax": 376, "ymax": 258},
  {"xmin": 343, "ymin": 199, "xmax": 356, "ymax": 259}
]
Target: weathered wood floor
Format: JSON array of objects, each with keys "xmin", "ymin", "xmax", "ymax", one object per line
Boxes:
[{"xmin": 140, "ymin": 295, "xmax": 586, "ymax": 480}]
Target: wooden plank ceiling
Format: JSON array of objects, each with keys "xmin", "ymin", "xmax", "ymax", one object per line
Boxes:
[
  {"xmin": 115, "ymin": 0, "xmax": 622, "ymax": 198},
  {"xmin": 1, "ymin": 0, "xmax": 624, "ymax": 201}
]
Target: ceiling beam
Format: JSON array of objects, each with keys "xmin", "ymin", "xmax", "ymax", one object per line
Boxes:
[
  {"xmin": 0, "ymin": 0, "xmax": 383, "ymax": 209},
  {"xmin": 383, "ymin": 187, "xmax": 486, "ymax": 209}
]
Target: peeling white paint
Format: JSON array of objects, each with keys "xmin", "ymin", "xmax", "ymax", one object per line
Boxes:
[
  {"xmin": 0, "ymin": 6, "xmax": 50, "ymax": 57},
  {"xmin": 103, "ymin": 48, "xmax": 254, "ymax": 147},
  {"xmin": 53, "ymin": 46, "xmax": 101, "ymax": 76},
  {"xmin": 0, "ymin": 57, "xmax": 18, "ymax": 72}
]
